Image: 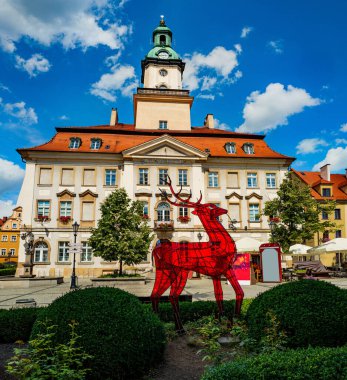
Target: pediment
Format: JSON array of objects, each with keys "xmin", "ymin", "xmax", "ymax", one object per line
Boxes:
[
  {"xmin": 245, "ymin": 192, "xmax": 263, "ymax": 200},
  {"xmin": 57, "ymin": 189, "xmax": 76, "ymax": 198},
  {"xmin": 226, "ymin": 192, "xmax": 243, "ymax": 200},
  {"xmin": 122, "ymin": 135, "xmax": 208, "ymax": 160}
]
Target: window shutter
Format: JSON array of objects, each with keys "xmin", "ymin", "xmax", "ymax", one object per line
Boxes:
[
  {"xmin": 229, "ymin": 204, "xmax": 240, "ymax": 221},
  {"xmin": 39, "ymin": 168, "xmax": 52, "ymax": 185},
  {"xmin": 83, "ymin": 169, "xmax": 95, "ymax": 186},
  {"xmin": 61, "ymin": 169, "xmax": 74, "ymax": 185},
  {"xmin": 82, "ymin": 202, "xmax": 94, "ymax": 220},
  {"xmin": 227, "ymin": 172, "xmax": 238, "ymax": 187}
]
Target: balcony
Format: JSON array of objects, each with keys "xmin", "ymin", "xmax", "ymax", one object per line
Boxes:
[{"xmin": 154, "ymin": 220, "xmax": 174, "ymax": 231}]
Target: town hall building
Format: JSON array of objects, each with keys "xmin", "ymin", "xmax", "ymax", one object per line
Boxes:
[{"xmin": 16, "ymin": 19, "xmax": 294, "ymax": 278}]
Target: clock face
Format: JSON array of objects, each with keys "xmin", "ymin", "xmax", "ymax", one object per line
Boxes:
[{"xmin": 158, "ymin": 51, "xmax": 169, "ymax": 59}]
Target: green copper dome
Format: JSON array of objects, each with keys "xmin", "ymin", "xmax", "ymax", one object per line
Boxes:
[{"xmin": 145, "ymin": 18, "xmax": 181, "ymax": 60}]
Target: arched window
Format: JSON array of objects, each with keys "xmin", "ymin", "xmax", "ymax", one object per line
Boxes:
[
  {"xmin": 69, "ymin": 137, "xmax": 81, "ymax": 149},
  {"xmin": 225, "ymin": 142, "xmax": 236, "ymax": 154},
  {"xmin": 157, "ymin": 202, "xmax": 170, "ymax": 222},
  {"xmin": 243, "ymin": 143, "xmax": 254, "ymax": 154},
  {"xmin": 34, "ymin": 241, "xmax": 49, "ymax": 262},
  {"xmin": 160, "ymin": 35, "xmax": 166, "ymax": 45}
]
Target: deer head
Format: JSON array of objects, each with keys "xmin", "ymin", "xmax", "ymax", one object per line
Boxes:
[{"xmin": 160, "ymin": 176, "xmax": 227, "ymax": 221}]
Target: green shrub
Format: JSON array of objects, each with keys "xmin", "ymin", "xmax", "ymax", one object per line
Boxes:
[
  {"xmin": 143, "ymin": 298, "xmax": 252, "ymax": 323},
  {"xmin": 0, "ymin": 307, "xmax": 43, "ymax": 343},
  {"xmin": 32, "ymin": 287, "xmax": 166, "ymax": 380},
  {"xmin": 0, "ymin": 267, "xmax": 16, "ymax": 276},
  {"xmin": 201, "ymin": 345, "xmax": 347, "ymax": 380},
  {"xmin": 246, "ymin": 280, "xmax": 347, "ymax": 348},
  {"xmin": 6, "ymin": 321, "xmax": 92, "ymax": 380}
]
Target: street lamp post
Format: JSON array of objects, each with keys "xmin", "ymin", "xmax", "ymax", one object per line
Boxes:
[
  {"xmin": 269, "ymin": 220, "xmax": 275, "ymax": 240},
  {"xmin": 70, "ymin": 221, "xmax": 80, "ymax": 289}
]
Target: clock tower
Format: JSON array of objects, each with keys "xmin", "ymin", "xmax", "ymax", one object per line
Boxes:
[{"xmin": 134, "ymin": 17, "xmax": 193, "ymax": 130}]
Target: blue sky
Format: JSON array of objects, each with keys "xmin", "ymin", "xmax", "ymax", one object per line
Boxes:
[{"xmin": 0, "ymin": 0, "xmax": 347, "ymax": 215}]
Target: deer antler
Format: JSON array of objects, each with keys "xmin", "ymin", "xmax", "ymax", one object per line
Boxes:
[
  {"xmin": 159, "ymin": 188, "xmax": 183, "ymax": 207},
  {"xmin": 164, "ymin": 176, "xmax": 203, "ymax": 207}
]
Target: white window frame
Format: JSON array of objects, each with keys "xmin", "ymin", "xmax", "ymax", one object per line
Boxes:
[
  {"xmin": 247, "ymin": 173, "xmax": 258, "ymax": 188},
  {"xmin": 139, "ymin": 168, "xmax": 149, "ymax": 185},
  {"xmin": 1, "ymin": 236, "xmax": 7, "ymax": 242},
  {"xmin": 249, "ymin": 204, "xmax": 260, "ymax": 222},
  {"xmin": 266, "ymin": 173, "xmax": 276, "ymax": 188},
  {"xmin": 179, "ymin": 207, "xmax": 188, "ymax": 217},
  {"xmin": 105, "ymin": 169, "xmax": 116, "ymax": 186},
  {"xmin": 69, "ymin": 138, "xmax": 81, "ymax": 149},
  {"xmin": 143, "ymin": 201, "xmax": 149, "ymax": 216},
  {"xmin": 60, "ymin": 201, "xmax": 72, "ymax": 217},
  {"xmin": 178, "ymin": 169, "xmax": 188, "ymax": 186},
  {"xmin": 90, "ymin": 138, "xmax": 101, "ymax": 150},
  {"xmin": 1, "ymin": 249, "xmax": 6, "ymax": 255},
  {"xmin": 243, "ymin": 143, "xmax": 254, "ymax": 154},
  {"xmin": 37, "ymin": 200, "xmax": 50, "ymax": 217},
  {"xmin": 58, "ymin": 241, "xmax": 70, "ymax": 262},
  {"xmin": 11, "ymin": 235, "xmax": 17, "ymax": 242},
  {"xmin": 225, "ymin": 142, "xmax": 236, "ymax": 154},
  {"xmin": 81, "ymin": 242, "xmax": 93, "ymax": 262},
  {"xmin": 208, "ymin": 172, "xmax": 219, "ymax": 187},
  {"xmin": 157, "ymin": 202, "xmax": 170, "ymax": 222},
  {"xmin": 34, "ymin": 242, "xmax": 49, "ymax": 263},
  {"xmin": 158, "ymin": 169, "xmax": 168, "ymax": 185},
  {"xmin": 9, "ymin": 248, "xmax": 15, "ymax": 256},
  {"xmin": 159, "ymin": 120, "xmax": 168, "ymax": 129}
]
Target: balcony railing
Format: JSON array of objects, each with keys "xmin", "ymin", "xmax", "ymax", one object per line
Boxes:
[
  {"xmin": 137, "ymin": 88, "xmax": 190, "ymax": 97},
  {"xmin": 154, "ymin": 220, "xmax": 174, "ymax": 230}
]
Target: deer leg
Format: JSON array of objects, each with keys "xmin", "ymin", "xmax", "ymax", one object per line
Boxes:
[
  {"xmin": 212, "ymin": 277, "xmax": 224, "ymax": 320},
  {"xmin": 225, "ymin": 268, "xmax": 244, "ymax": 318},
  {"xmin": 169, "ymin": 270, "xmax": 189, "ymax": 334},
  {"xmin": 151, "ymin": 268, "xmax": 172, "ymax": 314}
]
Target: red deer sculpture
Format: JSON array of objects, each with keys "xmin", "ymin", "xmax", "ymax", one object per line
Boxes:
[{"xmin": 151, "ymin": 177, "xmax": 244, "ymax": 332}]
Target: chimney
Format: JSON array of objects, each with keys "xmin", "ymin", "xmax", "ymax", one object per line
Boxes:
[
  {"xmin": 320, "ymin": 164, "xmax": 331, "ymax": 181},
  {"xmin": 110, "ymin": 108, "xmax": 118, "ymax": 126},
  {"xmin": 204, "ymin": 114, "xmax": 214, "ymax": 129}
]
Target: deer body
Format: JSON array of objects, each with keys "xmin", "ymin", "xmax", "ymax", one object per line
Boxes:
[{"xmin": 151, "ymin": 178, "xmax": 244, "ymax": 332}]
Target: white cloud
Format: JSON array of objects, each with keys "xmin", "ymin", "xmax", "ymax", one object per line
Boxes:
[
  {"xmin": 197, "ymin": 94, "xmax": 215, "ymax": 100},
  {"xmin": 183, "ymin": 46, "xmax": 240, "ymax": 92},
  {"xmin": 241, "ymin": 27, "xmax": 253, "ymax": 38},
  {"xmin": 268, "ymin": 40, "xmax": 283, "ymax": 54},
  {"xmin": 340, "ymin": 123, "xmax": 347, "ymax": 132},
  {"xmin": 0, "ymin": 0, "xmax": 130, "ymax": 53},
  {"xmin": 335, "ymin": 138, "xmax": 347, "ymax": 145},
  {"xmin": 0, "ymin": 159, "xmax": 25, "ymax": 195},
  {"xmin": 201, "ymin": 77, "xmax": 217, "ymax": 91},
  {"xmin": 0, "ymin": 83, "xmax": 10, "ymax": 92},
  {"xmin": 0, "ymin": 200, "xmax": 17, "ymax": 217},
  {"xmin": 59, "ymin": 115, "xmax": 69, "ymax": 120},
  {"xmin": 313, "ymin": 147, "xmax": 347, "ymax": 172},
  {"xmin": 214, "ymin": 118, "xmax": 230, "ymax": 130},
  {"xmin": 90, "ymin": 63, "xmax": 138, "ymax": 102},
  {"xmin": 15, "ymin": 54, "xmax": 51, "ymax": 77},
  {"xmin": 296, "ymin": 138, "xmax": 328, "ymax": 154},
  {"xmin": 292, "ymin": 160, "xmax": 307, "ymax": 168},
  {"xmin": 236, "ymin": 83, "xmax": 321, "ymax": 134},
  {"xmin": 3, "ymin": 101, "xmax": 38, "ymax": 124}
]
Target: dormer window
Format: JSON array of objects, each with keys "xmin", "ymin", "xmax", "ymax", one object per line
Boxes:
[
  {"xmin": 243, "ymin": 143, "xmax": 254, "ymax": 154},
  {"xmin": 90, "ymin": 138, "xmax": 102, "ymax": 150},
  {"xmin": 322, "ymin": 188, "xmax": 331, "ymax": 197},
  {"xmin": 69, "ymin": 137, "xmax": 81, "ymax": 149},
  {"xmin": 225, "ymin": 142, "xmax": 236, "ymax": 154},
  {"xmin": 159, "ymin": 120, "xmax": 168, "ymax": 129}
]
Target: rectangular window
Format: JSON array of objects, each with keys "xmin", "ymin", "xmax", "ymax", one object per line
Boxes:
[
  {"xmin": 58, "ymin": 242, "xmax": 69, "ymax": 262},
  {"xmin": 12, "ymin": 223, "xmax": 17, "ymax": 229},
  {"xmin": 1, "ymin": 249, "xmax": 6, "ymax": 255},
  {"xmin": 139, "ymin": 168, "xmax": 149, "ymax": 185},
  {"xmin": 61, "ymin": 168, "xmax": 74, "ymax": 186},
  {"xmin": 322, "ymin": 211, "xmax": 328, "ymax": 220},
  {"xmin": 178, "ymin": 169, "xmax": 188, "ymax": 186},
  {"xmin": 9, "ymin": 249, "xmax": 15, "ymax": 256},
  {"xmin": 39, "ymin": 168, "xmax": 52, "ymax": 185},
  {"xmin": 159, "ymin": 169, "xmax": 168, "ymax": 185},
  {"xmin": 1, "ymin": 236, "xmax": 7, "ymax": 242},
  {"xmin": 60, "ymin": 201, "xmax": 72, "ymax": 217},
  {"xmin": 159, "ymin": 120, "xmax": 168, "ymax": 129},
  {"xmin": 247, "ymin": 173, "xmax": 258, "ymax": 188},
  {"xmin": 142, "ymin": 201, "xmax": 149, "ymax": 216},
  {"xmin": 105, "ymin": 169, "xmax": 116, "ymax": 186},
  {"xmin": 335, "ymin": 209, "xmax": 341, "ymax": 220},
  {"xmin": 266, "ymin": 173, "xmax": 276, "ymax": 188},
  {"xmin": 11, "ymin": 235, "xmax": 16, "ymax": 242},
  {"xmin": 179, "ymin": 207, "xmax": 188, "ymax": 217},
  {"xmin": 322, "ymin": 188, "xmax": 331, "ymax": 197},
  {"xmin": 229, "ymin": 204, "xmax": 240, "ymax": 221},
  {"xmin": 37, "ymin": 200, "xmax": 50, "ymax": 217},
  {"xmin": 249, "ymin": 204, "xmax": 260, "ymax": 222},
  {"xmin": 82, "ymin": 202, "xmax": 94, "ymax": 221},
  {"xmin": 336, "ymin": 230, "xmax": 342, "ymax": 238},
  {"xmin": 227, "ymin": 172, "xmax": 238, "ymax": 188},
  {"xmin": 83, "ymin": 169, "xmax": 95, "ymax": 186},
  {"xmin": 81, "ymin": 242, "xmax": 93, "ymax": 262},
  {"xmin": 90, "ymin": 139, "xmax": 101, "ymax": 150},
  {"xmin": 208, "ymin": 172, "xmax": 219, "ymax": 187}
]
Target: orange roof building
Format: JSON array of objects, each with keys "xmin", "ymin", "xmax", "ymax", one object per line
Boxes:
[{"xmin": 16, "ymin": 19, "xmax": 295, "ymax": 278}]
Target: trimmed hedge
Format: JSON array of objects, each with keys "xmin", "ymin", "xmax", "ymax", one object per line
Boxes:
[
  {"xmin": 246, "ymin": 280, "xmax": 347, "ymax": 348},
  {"xmin": 0, "ymin": 267, "xmax": 16, "ymax": 276},
  {"xmin": 143, "ymin": 298, "xmax": 253, "ymax": 323},
  {"xmin": 0, "ymin": 307, "xmax": 43, "ymax": 343},
  {"xmin": 32, "ymin": 287, "xmax": 166, "ymax": 380},
  {"xmin": 202, "ymin": 345, "xmax": 347, "ymax": 380}
]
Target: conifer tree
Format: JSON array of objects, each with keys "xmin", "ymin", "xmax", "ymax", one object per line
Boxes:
[
  {"xmin": 263, "ymin": 173, "xmax": 337, "ymax": 252},
  {"xmin": 89, "ymin": 188, "xmax": 153, "ymax": 275}
]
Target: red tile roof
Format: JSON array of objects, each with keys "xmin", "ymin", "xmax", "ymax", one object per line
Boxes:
[
  {"xmin": 292, "ymin": 169, "xmax": 347, "ymax": 201},
  {"xmin": 17, "ymin": 124, "xmax": 294, "ymax": 161}
]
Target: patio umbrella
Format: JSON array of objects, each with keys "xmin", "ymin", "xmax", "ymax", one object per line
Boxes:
[
  {"xmin": 236, "ymin": 237, "xmax": 263, "ymax": 252},
  {"xmin": 288, "ymin": 244, "xmax": 312, "ymax": 255},
  {"xmin": 307, "ymin": 238, "xmax": 347, "ymax": 266}
]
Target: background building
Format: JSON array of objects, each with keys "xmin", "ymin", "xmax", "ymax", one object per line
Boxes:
[
  {"xmin": 16, "ymin": 20, "xmax": 294, "ymax": 278},
  {"xmin": 0, "ymin": 207, "xmax": 22, "ymax": 264}
]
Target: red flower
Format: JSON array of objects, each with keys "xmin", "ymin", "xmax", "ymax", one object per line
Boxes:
[
  {"xmin": 60, "ymin": 216, "xmax": 71, "ymax": 223},
  {"xmin": 270, "ymin": 217, "xmax": 281, "ymax": 223},
  {"xmin": 142, "ymin": 214, "xmax": 149, "ymax": 219}
]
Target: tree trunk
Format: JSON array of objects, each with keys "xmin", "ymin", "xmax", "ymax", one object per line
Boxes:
[{"xmin": 119, "ymin": 259, "xmax": 123, "ymax": 276}]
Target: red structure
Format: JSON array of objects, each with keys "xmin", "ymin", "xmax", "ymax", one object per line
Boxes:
[{"xmin": 151, "ymin": 178, "xmax": 244, "ymax": 332}]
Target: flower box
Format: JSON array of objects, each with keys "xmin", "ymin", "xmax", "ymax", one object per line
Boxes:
[
  {"xmin": 178, "ymin": 216, "xmax": 190, "ymax": 223},
  {"xmin": 59, "ymin": 216, "xmax": 71, "ymax": 224},
  {"xmin": 37, "ymin": 215, "xmax": 49, "ymax": 222}
]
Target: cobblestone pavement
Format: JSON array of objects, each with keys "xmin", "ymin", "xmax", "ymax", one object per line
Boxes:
[{"xmin": 0, "ymin": 276, "xmax": 346, "ymax": 309}]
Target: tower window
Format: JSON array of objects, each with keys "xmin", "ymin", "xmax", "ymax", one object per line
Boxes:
[
  {"xmin": 159, "ymin": 120, "xmax": 168, "ymax": 129},
  {"xmin": 160, "ymin": 35, "xmax": 166, "ymax": 45},
  {"xmin": 159, "ymin": 69, "xmax": 168, "ymax": 77}
]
